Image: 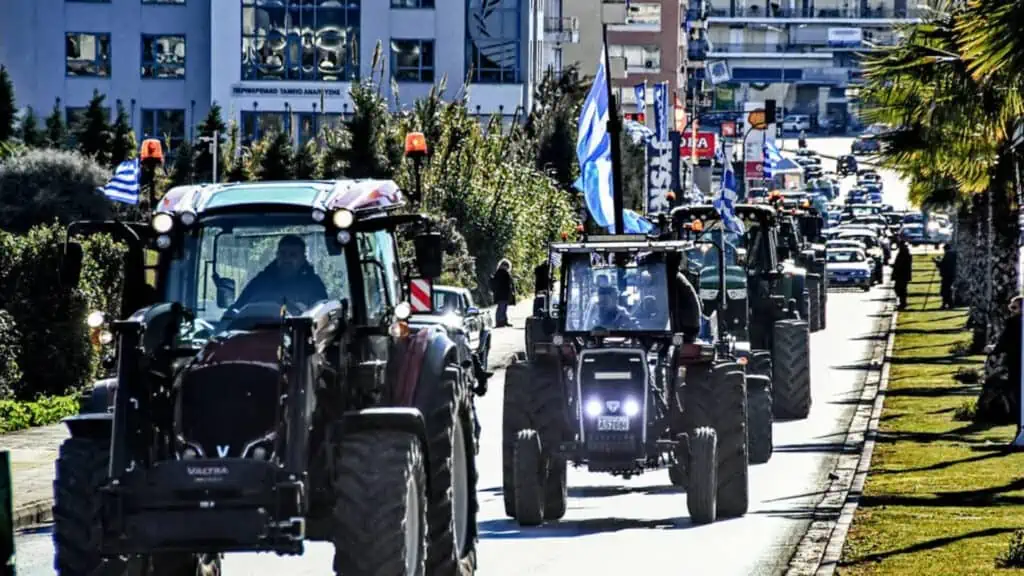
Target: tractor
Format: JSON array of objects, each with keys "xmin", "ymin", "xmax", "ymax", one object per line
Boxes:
[
  {"xmin": 770, "ymin": 196, "xmax": 828, "ymax": 333},
  {"xmin": 52, "ymin": 177, "xmax": 479, "ymax": 575},
  {"xmin": 503, "ymin": 234, "xmax": 754, "ymax": 528},
  {"xmin": 671, "ymin": 205, "xmax": 813, "ymax": 421}
]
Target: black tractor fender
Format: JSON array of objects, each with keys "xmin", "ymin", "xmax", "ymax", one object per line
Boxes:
[
  {"xmin": 63, "ymin": 377, "xmax": 117, "ymax": 439},
  {"xmin": 336, "ymin": 407, "xmax": 431, "ymax": 488},
  {"xmin": 415, "ymin": 328, "xmax": 463, "ymax": 401}
]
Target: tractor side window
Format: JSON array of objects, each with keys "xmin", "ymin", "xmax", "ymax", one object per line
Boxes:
[
  {"xmin": 357, "ymin": 232, "xmax": 389, "ymax": 325},
  {"xmin": 372, "ymin": 230, "xmax": 402, "ymax": 308}
]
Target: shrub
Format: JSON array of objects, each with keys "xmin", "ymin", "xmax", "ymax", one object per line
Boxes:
[
  {"xmin": 0, "ymin": 394, "xmax": 78, "ymax": 433},
  {"xmin": 0, "ymin": 309, "xmax": 21, "ymax": 399},
  {"xmin": 997, "ymin": 529, "xmax": 1024, "ymax": 568},
  {"xmin": 0, "ymin": 148, "xmax": 111, "ymax": 233}
]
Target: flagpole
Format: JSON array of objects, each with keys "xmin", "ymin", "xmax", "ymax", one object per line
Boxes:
[{"xmin": 602, "ymin": 23, "xmax": 626, "ymax": 235}]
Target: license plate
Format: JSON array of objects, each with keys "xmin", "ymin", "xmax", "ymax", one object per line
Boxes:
[{"xmin": 596, "ymin": 416, "xmax": 630, "ymax": 431}]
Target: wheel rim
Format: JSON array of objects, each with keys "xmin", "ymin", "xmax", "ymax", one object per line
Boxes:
[
  {"xmin": 452, "ymin": 414, "xmax": 471, "ymax": 557},
  {"xmin": 406, "ymin": 471, "xmax": 422, "ymax": 574}
]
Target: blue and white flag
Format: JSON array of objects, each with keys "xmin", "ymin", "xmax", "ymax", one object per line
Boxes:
[
  {"xmin": 101, "ymin": 158, "xmax": 141, "ymax": 205},
  {"xmin": 574, "ymin": 48, "xmax": 653, "ymax": 234},
  {"xmin": 714, "ymin": 164, "xmax": 745, "ymax": 234},
  {"xmin": 762, "ymin": 140, "xmax": 783, "ymax": 179},
  {"xmin": 652, "ymin": 82, "xmax": 669, "ymax": 141},
  {"xmin": 634, "ymin": 82, "xmax": 646, "ymax": 120}
]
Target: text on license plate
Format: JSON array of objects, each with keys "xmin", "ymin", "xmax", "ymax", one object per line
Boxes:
[{"xmin": 596, "ymin": 416, "xmax": 630, "ymax": 431}]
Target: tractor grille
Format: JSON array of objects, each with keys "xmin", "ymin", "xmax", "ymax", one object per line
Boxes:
[
  {"xmin": 584, "ymin": 431, "xmax": 641, "ymax": 454},
  {"xmin": 176, "ymin": 363, "xmax": 280, "ymax": 459}
]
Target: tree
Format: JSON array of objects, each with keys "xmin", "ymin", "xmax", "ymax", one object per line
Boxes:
[
  {"xmin": 168, "ymin": 139, "xmax": 194, "ymax": 186},
  {"xmin": 0, "ymin": 65, "xmax": 15, "ymax": 143},
  {"xmin": 109, "ymin": 100, "xmax": 136, "ymax": 167},
  {"xmin": 17, "ymin": 107, "xmax": 43, "ymax": 148},
  {"xmin": 343, "ymin": 43, "xmax": 400, "ymax": 179},
  {"xmin": 44, "ymin": 100, "xmax": 67, "ymax": 149},
  {"xmin": 257, "ymin": 131, "xmax": 293, "ymax": 181},
  {"xmin": 0, "ymin": 149, "xmax": 111, "ymax": 233},
  {"xmin": 194, "ymin": 102, "xmax": 227, "ymax": 182},
  {"xmin": 293, "ymin": 138, "xmax": 318, "ymax": 180},
  {"xmin": 524, "ymin": 65, "xmax": 590, "ymax": 191},
  {"xmin": 73, "ymin": 90, "xmax": 112, "ymax": 166}
]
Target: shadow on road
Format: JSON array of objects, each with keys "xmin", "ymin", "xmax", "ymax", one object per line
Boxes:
[
  {"xmin": 836, "ymin": 527, "xmax": 1017, "ymax": 568},
  {"xmin": 478, "ymin": 516, "xmax": 694, "ymax": 539},
  {"xmin": 569, "ymin": 485, "xmax": 679, "ymax": 498},
  {"xmin": 880, "ymin": 384, "xmax": 979, "ymax": 398},
  {"xmin": 774, "ymin": 441, "xmax": 859, "ymax": 455},
  {"xmin": 871, "ymin": 449, "xmax": 1007, "ymax": 476}
]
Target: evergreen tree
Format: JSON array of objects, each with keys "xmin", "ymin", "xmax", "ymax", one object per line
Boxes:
[
  {"xmin": 317, "ymin": 126, "xmax": 348, "ymax": 178},
  {"xmin": 0, "ymin": 65, "xmax": 15, "ymax": 143},
  {"xmin": 258, "ymin": 131, "xmax": 293, "ymax": 181},
  {"xmin": 169, "ymin": 139, "xmax": 195, "ymax": 186},
  {"xmin": 194, "ymin": 102, "xmax": 227, "ymax": 182},
  {"xmin": 109, "ymin": 100, "xmax": 136, "ymax": 166},
  {"xmin": 292, "ymin": 138, "xmax": 318, "ymax": 180},
  {"xmin": 74, "ymin": 90, "xmax": 111, "ymax": 166},
  {"xmin": 18, "ymin": 107, "xmax": 44, "ymax": 148},
  {"xmin": 44, "ymin": 100, "xmax": 67, "ymax": 149},
  {"xmin": 226, "ymin": 150, "xmax": 254, "ymax": 182}
]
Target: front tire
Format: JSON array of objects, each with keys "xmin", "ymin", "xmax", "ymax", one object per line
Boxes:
[
  {"xmin": 513, "ymin": 430, "xmax": 545, "ymax": 526},
  {"xmin": 333, "ymin": 430, "xmax": 428, "ymax": 576},
  {"xmin": 746, "ymin": 375, "xmax": 774, "ymax": 464},
  {"xmin": 686, "ymin": 427, "xmax": 718, "ymax": 525},
  {"xmin": 53, "ymin": 437, "xmax": 108, "ymax": 576},
  {"xmin": 772, "ymin": 319, "xmax": 812, "ymax": 419}
]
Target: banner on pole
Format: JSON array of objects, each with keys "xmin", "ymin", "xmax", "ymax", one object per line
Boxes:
[
  {"xmin": 653, "ymin": 82, "xmax": 669, "ymax": 141},
  {"xmin": 646, "ymin": 138, "xmax": 678, "ymax": 214}
]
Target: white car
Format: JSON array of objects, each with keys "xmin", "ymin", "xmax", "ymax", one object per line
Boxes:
[
  {"xmin": 783, "ymin": 114, "xmax": 812, "ymax": 132},
  {"xmin": 835, "ymin": 230, "xmax": 885, "ymax": 283},
  {"xmin": 826, "ymin": 248, "xmax": 872, "ymax": 291}
]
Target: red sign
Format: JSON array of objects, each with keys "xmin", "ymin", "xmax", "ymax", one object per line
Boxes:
[
  {"xmin": 624, "ymin": 112, "xmax": 646, "ymax": 123},
  {"xmin": 745, "ymin": 161, "xmax": 764, "ymax": 179},
  {"xmin": 721, "ymin": 121, "xmax": 736, "ymax": 138},
  {"xmin": 679, "ymin": 132, "xmax": 718, "ymax": 159}
]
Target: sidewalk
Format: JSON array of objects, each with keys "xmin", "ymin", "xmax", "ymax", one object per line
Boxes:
[{"xmin": 2, "ymin": 297, "xmax": 534, "ymax": 530}]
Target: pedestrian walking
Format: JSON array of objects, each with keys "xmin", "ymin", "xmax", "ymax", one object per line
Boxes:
[
  {"xmin": 798, "ymin": 130, "xmax": 807, "ymax": 149},
  {"xmin": 892, "ymin": 240, "xmax": 912, "ymax": 310},
  {"xmin": 490, "ymin": 259, "xmax": 515, "ymax": 327},
  {"xmin": 933, "ymin": 243, "xmax": 957, "ymax": 309}
]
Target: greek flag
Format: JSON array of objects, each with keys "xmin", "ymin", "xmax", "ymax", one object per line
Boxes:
[
  {"xmin": 574, "ymin": 48, "xmax": 653, "ymax": 234},
  {"xmin": 101, "ymin": 158, "xmax": 140, "ymax": 205},
  {"xmin": 763, "ymin": 140, "xmax": 783, "ymax": 179},
  {"xmin": 714, "ymin": 164, "xmax": 745, "ymax": 234}
]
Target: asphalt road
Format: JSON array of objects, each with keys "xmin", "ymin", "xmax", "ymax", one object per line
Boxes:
[{"xmin": 13, "ymin": 137, "xmax": 908, "ymax": 575}]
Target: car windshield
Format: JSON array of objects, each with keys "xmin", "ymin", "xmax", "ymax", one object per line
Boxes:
[
  {"xmin": 165, "ymin": 214, "xmax": 352, "ymax": 343},
  {"xmin": 840, "ymin": 234, "xmax": 876, "ymax": 248},
  {"xmin": 563, "ymin": 251, "xmax": 671, "ymax": 333},
  {"xmin": 433, "ymin": 290, "xmax": 463, "ymax": 314},
  {"xmin": 828, "ymin": 250, "xmax": 865, "ymax": 263}
]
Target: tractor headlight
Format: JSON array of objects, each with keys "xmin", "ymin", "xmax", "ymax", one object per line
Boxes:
[
  {"xmin": 726, "ymin": 288, "xmax": 746, "ymax": 299},
  {"xmin": 623, "ymin": 398, "xmax": 640, "ymax": 417},
  {"xmin": 584, "ymin": 398, "xmax": 603, "ymax": 417},
  {"xmin": 180, "ymin": 211, "xmax": 197, "ymax": 226},
  {"xmin": 332, "ymin": 209, "xmax": 354, "ymax": 229},
  {"xmin": 99, "ymin": 330, "xmax": 113, "ymax": 345},
  {"xmin": 86, "ymin": 311, "xmax": 105, "ymax": 328},
  {"xmin": 700, "ymin": 288, "xmax": 718, "ymax": 300},
  {"xmin": 152, "ymin": 213, "xmax": 174, "ymax": 234}
]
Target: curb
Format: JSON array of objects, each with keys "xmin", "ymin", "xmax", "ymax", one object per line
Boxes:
[
  {"xmin": 786, "ymin": 285, "xmax": 898, "ymax": 575},
  {"xmin": 13, "ymin": 500, "xmax": 52, "ymax": 532}
]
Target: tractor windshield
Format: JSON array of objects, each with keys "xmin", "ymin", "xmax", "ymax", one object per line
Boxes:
[
  {"xmin": 562, "ymin": 251, "xmax": 671, "ymax": 333},
  {"xmin": 164, "ymin": 213, "xmax": 352, "ymax": 343},
  {"xmin": 684, "ymin": 225, "xmax": 747, "ymax": 293}
]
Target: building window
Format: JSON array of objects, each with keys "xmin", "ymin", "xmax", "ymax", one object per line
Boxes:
[
  {"xmin": 140, "ymin": 109, "xmax": 186, "ymax": 153},
  {"xmin": 609, "ymin": 44, "xmax": 661, "ymax": 73},
  {"xmin": 392, "ymin": 0, "xmax": 434, "ymax": 7},
  {"xmin": 391, "ymin": 40, "xmax": 434, "ymax": 83},
  {"xmin": 609, "ymin": 3, "xmax": 661, "ymax": 30},
  {"xmin": 66, "ymin": 33, "xmax": 111, "ymax": 77},
  {"xmin": 241, "ymin": 0, "xmax": 360, "ymax": 82},
  {"xmin": 466, "ymin": 0, "xmax": 521, "ymax": 84},
  {"xmin": 141, "ymin": 35, "xmax": 186, "ymax": 79},
  {"xmin": 241, "ymin": 111, "xmax": 290, "ymax": 145}
]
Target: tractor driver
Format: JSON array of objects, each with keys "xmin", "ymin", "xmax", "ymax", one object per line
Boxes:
[
  {"xmin": 588, "ymin": 284, "xmax": 636, "ymax": 330},
  {"xmin": 231, "ymin": 235, "xmax": 329, "ymax": 312}
]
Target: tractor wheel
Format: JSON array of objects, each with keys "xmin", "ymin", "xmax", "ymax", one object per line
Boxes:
[
  {"xmin": 686, "ymin": 427, "xmax": 718, "ymax": 525},
  {"xmin": 333, "ymin": 430, "xmax": 428, "ymax": 575},
  {"xmin": 544, "ymin": 459, "xmax": 568, "ymax": 521},
  {"xmin": 53, "ymin": 437, "xmax": 108, "ymax": 576},
  {"xmin": 683, "ymin": 363, "xmax": 749, "ymax": 518},
  {"xmin": 524, "ymin": 321, "xmax": 535, "ymax": 362},
  {"xmin": 414, "ymin": 365, "xmax": 478, "ymax": 575},
  {"xmin": 818, "ymin": 266, "xmax": 828, "ymax": 330},
  {"xmin": 501, "ymin": 359, "xmax": 567, "ymax": 521},
  {"xmin": 772, "ymin": 319, "xmax": 812, "ymax": 420},
  {"xmin": 746, "ymin": 374, "xmax": 774, "ymax": 464},
  {"xmin": 147, "ymin": 553, "xmax": 220, "ymax": 575},
  {"xmin": 807, "ymin": 274, "xmax": 823, "ymax": 333},
  {"xmin": 513, "ymin": 429, "xmax": 545, "ymax": 526},
  {"xmin": 750, "ymin": 350, "xmax": 772, "ymax": 379}
]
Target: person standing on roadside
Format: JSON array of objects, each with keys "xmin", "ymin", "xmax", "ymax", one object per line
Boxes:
[
  {"xmin": 892, "ymin": 240, "xmax": 912, "ymax": 310},
  {"xmin": 490, "ymin": 259, "xmax": 515, "ymax": 327},
  {"xmin": 798, "ymin": 130, "xmax": 808, "ymax": 149},
  {"xmin": 934, "ymin": 243, "xmax": 957, "ymax": 309}
]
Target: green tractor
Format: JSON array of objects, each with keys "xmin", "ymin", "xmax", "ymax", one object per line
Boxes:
[
  {"xmin": 774, "ymin": 204, "xmax": 828, "ymax": 333},
  {"xmin": 671, "ymin": 204, "xmax": 813, "ymax": 421}
]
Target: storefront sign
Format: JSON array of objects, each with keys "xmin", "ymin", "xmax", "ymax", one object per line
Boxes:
[
  {"xmin": 646, "ymin": 135, "xmax": 680, "ymax": 214},
  {"xmin": 230, "ymin": 84, "xmax": 347, "ymax": 99}
]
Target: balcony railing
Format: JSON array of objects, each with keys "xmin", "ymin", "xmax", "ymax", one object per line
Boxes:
[
  {"xmin": 708, "ymin": 6, "xmax": 923, "ymax": 19},
  {"xmin": 544, "ymin": 16, "xmax": 580, "ymax": 44},
  {"xmin": 707, "ymin": 43, "xmax": 835, "ymax": 54}
]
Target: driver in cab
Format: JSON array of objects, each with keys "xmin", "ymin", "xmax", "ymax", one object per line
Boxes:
[
  {"xmin": 231, "ymin": 235, "xmax": 329, "ymax": 311},
  {"xmin": 587, "ymin": 284, "xmax": 636, "ymax": 330}
]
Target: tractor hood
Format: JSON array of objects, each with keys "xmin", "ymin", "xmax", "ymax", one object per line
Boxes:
[
  {"xmin": 698, "ymin": 266, "xmax": 747, "ymax": 292},
  {"xmin": 174, "ymin": 330, "xmax": 284, "ymax": 460}
]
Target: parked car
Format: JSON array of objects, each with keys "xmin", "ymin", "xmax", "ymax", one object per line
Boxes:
[
  {"xmin": 852, "ymin": 135, "xmax": 881, "ymax": 155},
  {"xmin": 413, "ymin": 285, "xmax": 493, "ymax": 370},
  {"xmin": 900, "ymin": 223, "xmax": 926, "ymax": 245},
  {"xmin": 835, "ymin": 229, "xmax": 886, "ymax": 283},
  {"xmin": 826, "ymin": 247, "xmax": 873, "ymax": 291},
  {"xmin": 783, "ymin": 114, "xmax": 812, "ymax": 132},
  {"xmin": 837, "ymin": 154, "xmax": 858, "ymax": 176},
  {"xmin": 857, "ymin": 172, "xmax": 883, "ymax": 191}
]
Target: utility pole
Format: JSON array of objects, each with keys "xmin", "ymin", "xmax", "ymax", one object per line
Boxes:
[
  {"xmin": 601, "ymin": 2, "xmax": 628, "ymax": 234},
  {"xmin": 198, "ymin": 130, "xmax": 220, "ymax": 183}
]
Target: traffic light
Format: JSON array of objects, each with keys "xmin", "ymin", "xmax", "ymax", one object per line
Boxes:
[{"xmin": 765, "ymin": 99, "xmax": 777, "ymax": 124}]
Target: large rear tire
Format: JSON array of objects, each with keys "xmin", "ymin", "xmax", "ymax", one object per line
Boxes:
[
  {"xmin": 746, "ymin": 375, "xmax": 774, "ymax": 464},
  {"xmin": 53, "ymin": 437, "xmax": 108, "ymax": 576},
  {"xmin": 807, "ymin": 274, "xmax": 823, "ymax": 333},
  {"xmin": 333, "ymin": 430, "xmax": 428, "ymax": 575},
  {"xmin": 683, "ymin": 363, "xmax": 749, "ymax": 518},
  {"xmin": 686, "ymin": 427, "xmax": 718, "ymax": 525},
  {"xmin": 772, "ymin": 319, "xmax": 812, "ymax": 419}
]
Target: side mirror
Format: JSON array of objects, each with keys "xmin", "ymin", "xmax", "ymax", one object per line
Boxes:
[
  {"xmin": 736, "ymin": 248, "xmax": 748, "ymax": 266},
  {"xmin": 214, "ymin": 276, "xmax": 236, "ymax": 308},
  {"xmin": 466, "ymin": 306, "xmax": 480, "ymax": 316},
  {"xmin": 60, "ymin": 241, "xmax": 84, "ymax": 289},
  {"xmin": 413, "ymin": 231, "xmax": 443, "ymax": 278}
]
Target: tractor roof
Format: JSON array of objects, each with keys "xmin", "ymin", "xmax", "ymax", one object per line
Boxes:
[
  {"xmin": 671, "ymin": 203, "xmax": 776, "ymax": 224},
  {"xmin": 550, "ymin": 235, "xmax": 693, "ymax": 253},
  {"xmin": 156, "ymin": 179, "xmax": 405, "ymax": 217}
]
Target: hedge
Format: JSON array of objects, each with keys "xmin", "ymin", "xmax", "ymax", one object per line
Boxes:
[
  {"xmin": 0, "ymin": 394, "xmax": 78, "ymax": 433},
  {"xmin": 0, "ymin": 224, "xmax": 125, "ymax": 401},
  {"xmin": 0, "ymin": 148, "xmax": 112, "ymax": 234}
]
